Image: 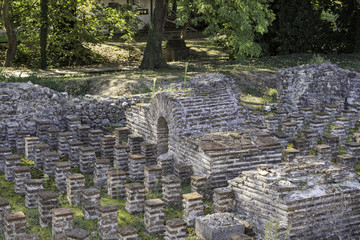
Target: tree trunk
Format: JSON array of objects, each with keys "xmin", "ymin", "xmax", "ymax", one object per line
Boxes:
[
  {"xmin": 40, "ymin": 0, "xmax": 49, "ymax": 69},
  {"xmin": 139, "ymin": 0, "xmax": 169, "ymax": 70},
  {"xmin": 1, "ymin": 0, "xmax": 16, "ymax": 67},
  {"xmin": 181, "ymin": 21, "xmax": 189, "ymax": 40}
]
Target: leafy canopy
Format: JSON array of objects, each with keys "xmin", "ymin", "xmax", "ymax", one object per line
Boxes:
[{"xmin": 176, "ymin": 0, "xmax": 275, "ymax": 60}]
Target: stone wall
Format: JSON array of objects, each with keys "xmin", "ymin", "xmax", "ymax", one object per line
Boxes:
[
  {"xmin": 277, "ymin": 63, "xmax": 360, "ymax": 112},
  {"xmin": 0, "ymin": 81, "xmax": 149, "ymax": 144}
]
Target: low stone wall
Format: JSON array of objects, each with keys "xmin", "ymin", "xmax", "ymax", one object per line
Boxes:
[{"xmin": 0, "ymin": 81, "xmax": 149, "ymax": 144}]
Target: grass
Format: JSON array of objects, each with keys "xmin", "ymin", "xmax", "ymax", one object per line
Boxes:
[{"xmin": 0, "ymin": 163, "xmax": 194, "ymax": 240}]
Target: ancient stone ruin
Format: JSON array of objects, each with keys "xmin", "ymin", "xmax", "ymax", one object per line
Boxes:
[{"xmin": 0, "ymin": 63, "xmax": 360, "ymax": 239}]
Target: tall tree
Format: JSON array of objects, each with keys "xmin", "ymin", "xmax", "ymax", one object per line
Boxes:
[
  {"xmin": 1, "ymin": 0, "xmax": 16, "ymax": 67},
  {"xmin": 139, "ymin": 0, "xmax": 169, "ymax": 70},
  {"xmin": 40, "ymin": 0, "xmax": 49, "ymax": 69},
  {"xmin": 176, "ymin": 0, "xmax": 275, "ymax": 60}
]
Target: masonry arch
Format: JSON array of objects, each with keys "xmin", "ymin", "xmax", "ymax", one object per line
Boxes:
[{"xmin": 157, "ymin": 116, "xmax": 169, "ymax": 155}]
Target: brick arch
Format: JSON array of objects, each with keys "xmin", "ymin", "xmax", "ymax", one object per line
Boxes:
[{"xmin": 157, "ymin": 117, "xmax": 169, "ymax": 155}]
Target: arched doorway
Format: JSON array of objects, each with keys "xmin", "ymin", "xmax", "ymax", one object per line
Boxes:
[{"xmin": 157, "ymin": 117, "xmax": 169, "ymax": 155}]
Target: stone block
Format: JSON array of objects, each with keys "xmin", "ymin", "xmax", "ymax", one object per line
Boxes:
[{"xmin": 195, "ymin": 213, "xmax": 245, "ymax": 240}]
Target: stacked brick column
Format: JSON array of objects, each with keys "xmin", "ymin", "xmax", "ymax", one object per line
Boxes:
[
  {"xmin": 191, "ymin": 175, "xmax": 208, "ymax": 198},
  {"xmin": 114, "ymin": 127, "xmax": 130, "ymax": 145},
  {"xmin": 114, "ymin": 144, "xmax": 130, "ymax": 171},
  {"xmin": 345, "ymin": 142, "xmax": 360, "ymax": 162},
  {"xmin": 144, "ymin": 199, "xmax": 165, "ymax": 234},
  {"xmin": 97, "ymin": 205, "xmax": 118, "ymax": 240},
  {"xmin": 66, "ymin": 228, "xmax": 91, "ymax": 240},
  {"xmin": 25, "ymin": 137, "xmax": 40, "ymax": 161},
  {"xmin": 81, "ymin": 188, "xmax": 101, "ymax": 220},
  {"xmin": 0, "ymin": 199, "xmax": 11, "ymax": 233},
  {"xmin": 175, "ymin": 163, "xmax": 192, "ymax": 184},
  {"xmin": 315, "ymin": 144, "xmax": 332, "ymax": 160},
  {"xmin": 43, "ymin": 151, "xmax": 60, "ymax": 177},
  {"xmin": 164, "ymin": 218, "xmax": 187, "ymax": 240},
  {"xmin": 128, "ymin": 134, "xmax": 143, "ymax": 154},
  {"xmin": 67, "ymin": 174, "xmax": 85, "ymax": 205},
  {"xmin": 6, "ymin": 122, "xmax": 20, "ymax": 147},
  {"xmin": 5, "ymin": 155, "xmax": 21, "ymax": 182},
  {"xmin": 94, "ymin": 158, "xmax": 111, "ymax": 187},
  {"xmin": 323, "ymin": 134, "xmax": 340, "ymax": 157},
  {"xmin": 79, "ymin": 146, "xmax": 96, "ymax": 174},
  {"xmin": 36, "ymin": 120, "xmax": 51, "ymax": 142},
  {"xmin": 58, "ymin": 132, "xmax": 73, "ymax": 157},
  {"xmin": 89, "ymin": 129, "xmax": 103, "ymax": 153},
  {"xmin": 35, "ymin": 143, "xmax": 51, "ymax": 169},
  {"xmin": 128, "ymin": 154, "xmax": 147, "ymax": 182},
  {"xmin": 16, "ymin": 130, "xmax": 30, "ymax": 154},
  {"xmin": 144, "ymin": 165, "xmax": 162, "ymax": 192},
  {"xmin": 302, "ymin": 129, "xmax": 318, "ymax": 149},
  {"xmin": 14, "ymin": 166, "xmax": 31, "ymax": 194},
  {"xmin": 125, "ymin": 183, "xmax": 146, "ymax": 213},
  {"xmin": 293, "ymin": 138, "xmax": 310, "ymax": 156},
  {"xmin": 117, "ymin": 226, "xmax": 138, "ymax": 240},
  {"xmin": 299, "ymin": 107, "xmax": 314, "ymax": 123},
  {"xmin": 66, "ymin": 116, "xmax": 81, "ymax": 133},
  {"xmin": 47, "ymin": 127, "xmax": 60, "ymax": 150},
  {"xmin": 309, "ymin": 120, "xmax": 325, "ymax": 137},
  {"xmin": 162, "ymin": 176, "xmax": 182, "ymax": 205},
  {"xmin": 55, "ymin": 162, "xmax": 71, "ymax": 193},
  {"xmin": 38, "ymin": 191, "xmax": 59, "ymax": 227},
  {"xmin": 182, "ymin": 192, "xmax": 204, "ymax": 226},
  {"xmin": 213, "ymin": 187, "xmax": 234, "ymax": 213},
  {"xmin": 331, "ymin": 125, "xmax": 346, "ymax": 146},
  {"xmin": 76, "ymin": 125, "xmax": 90, "ymax": 145},
  {"xmin": 157, "ymin": 154, "xmax": 174, "ymax": 175},
  {"xmin": 52, "ymin": 208, "xmax": 73, "ymax": 240},
  {"xmin": 69, "ymin": 140, "xmax": 84, "ymax": 166},
  {"xmin": 264, "ymin": 117, "xmax": 278, "ymax": 133},
  {"xmin": 337, "ymin": 154, "xmax": 356, "ymax": 167},
  {"xmin": 4, "ymin": 211, "xmax": 26, "ymax": 239},
  {"xmin": 141, "ymin": 141, "xmax": 157, "ymax": 166},
  {"xmin": 25, "ymin": 179, "xmax": 44, "ymax": 208},
  {"xmin": 0, "ymin": 147, "xmax": 12, "ymax": 172},
  {"xmin": 107, "ymin": 170, "xmax": 126, "ymax": 199},
  {"xmin": 281, "ymin": 149, "xmax": 300, "ymax": 162},
  {"xmin": 336, "ymin": 117, "xmax": 351, "ymax": 132},
  {"xmin": 101, "ymin": 135, "xmax": 116, "ymax": 161},
  {"xmin": 282, "ymin": 122, "xmax": 297, "ymax": 138}
]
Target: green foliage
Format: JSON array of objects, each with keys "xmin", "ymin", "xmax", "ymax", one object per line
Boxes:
[
  {"xmin": 260, "ymin": 0, "xmax": 322, "ymax": 55},
  {"xmin": 264, "ymin": 218, "xmax": 292, "ymax": 240},
  {"xmin": 309, "ymin": 54, "xmax": 329, "ymax": 65},
  {"xmin": 176, "ymin": 0, "xmax": 275, "ymax": 60},
  {"xmin": 287, "ymin": 143, "xmax": 294, "ymax": 149},
  {"xmin": 4, "ymin": 0, "xmax": 140, "ymax": 67}
]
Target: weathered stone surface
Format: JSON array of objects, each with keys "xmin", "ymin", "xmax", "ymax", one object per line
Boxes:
[
  {"xmin": 66, "ymin": 228, "xmax": 91, "ymax": 240},
  {"xmin": 144, "ymin": 199, "xmax": 165, "ymax": 234},
  {"xmin": 81, "ymin": 188, "xmax": 101, "ymax": 220},
  {"xmin": 182, "ymin": 192, "xmax": 204, "ymax": 226},
  {"xmin": 195, "ymin": 213, "xmax": 245, "ymax": 240},
  {"xmin": 164, "ymin": 218, "xmax": 187, "ymax": 240},
  {"xmin": 97, "ymin": 205, "xmax": 118, "ymax": 240},
  {"xmin": 277, "ymin": 63, "xmax": 360, "ymax": 112},
  {"xmin": 107, "ymin": 170, "xmax": 126, "ymax": 199},
  {"xmin": 125, "ymin": 183, "xmax": 146, "ymax": 214},
  {"xmin": 52, "ymin": 207, "xmax": 73, "ymax": 240},
  {"xmin": 228, "ymin": 156, "xmax": 360, "ymax": 239},
  {"xmin": 25, "ymin": 179, "xmax": 44, "ymax": 209},
  {"xmin": 0, "ymin": 198, "xmax": 11, "ymax": 233},
  {"xmin": 38, "ymin": 191, "xmax": 59, "ymax": 227},
  {"xmin": 117, "ymin": 226, "xmax": 138, "ymax": 240},
  {"xmin": 67, "ymin": 174, "xmax": 85, "ymax": 205},
  {"xmin": 4, "ymin": 211, "xmax": 26, "ymax": 240}
]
